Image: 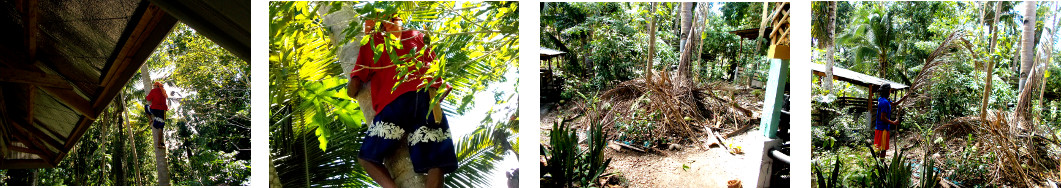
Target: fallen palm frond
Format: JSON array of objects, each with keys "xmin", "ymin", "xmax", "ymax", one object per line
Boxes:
[
  {"xmin": 933, "ymin": 111, "xmax": 1060, "ymax": 187},
  {"xmin": 597, "ymin": 76, "xmax": 762, "ymax": 144}
]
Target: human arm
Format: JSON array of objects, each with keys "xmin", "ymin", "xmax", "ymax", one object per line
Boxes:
[
  {"xmin": 880, "ymin": 112, "xmax": 899, "ymax": 126},
  {"xmin": 347, "ymin": 37, "xmax": 377, "ymax": 100},
  {"xmin": 347, "ymin": 78, "xmax": 362, "ymax": 99},
  {"xmin": 428, "ymin": 82, "xmax": 452, "ymax": 123}
]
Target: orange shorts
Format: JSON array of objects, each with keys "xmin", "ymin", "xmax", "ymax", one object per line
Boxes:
[{"xmin": 873, "ymin": 130, "xmax": 889, "ymax": 152}]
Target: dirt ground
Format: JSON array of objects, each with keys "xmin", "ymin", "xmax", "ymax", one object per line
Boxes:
[
  {"xmin": 542, "ymin": 103, "xmax": 762, "ymax": 188},
  {"xmin": 603, "ymin": 131, "xmax": 756, "ymax": 188}
]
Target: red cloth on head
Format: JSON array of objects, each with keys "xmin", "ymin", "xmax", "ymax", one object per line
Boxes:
[
  {"xmin": 146, "ymin": 87, "xmax": 168, "ymax": 111},
  {"xmin": 350, "ymin": 30, "xmax": 447, "ymax": 114}
]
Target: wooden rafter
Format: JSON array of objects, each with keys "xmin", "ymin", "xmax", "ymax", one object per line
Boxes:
[
  {"xmin": 1, "ymin": 159, "xmax": 54, "ymax": 169},
  {"xmin": 8, "ymin": 127, "xmax": 53, "ymax": 161},
  {"xmin": 7, "ymin": 144, "xmax": 45, "ymax": 157},
  {"xmin": 148, "ymin": 0, "xmax": 250, "ymax": 62},
  {"xmin": 0, "ymin": 87, "xmax": 7, "ymax": 159},
  {"xmin": 0, "ymin": 39, "xmax": 97, "ymax": 99},
  {"xmin": 22, "ymin": 0, "xmax": 38, "ymax": 58},
  {"xmin": 34, "ymin": 56, "xmax": 100, "ymax": 97},
  {"xmin": 0, "ymin": 68, "xmax": 72, "ymax": 89},
  {"xmin": 39, "ymin": 86, "xmax": 94, "ymax": 119},
  {"xmin": 26, "ymin": 86, "xmax": 34, "ymax": 124},
  {"xmin": 10, "ymin": 120, "xmax": 62, "ymax": 155}
]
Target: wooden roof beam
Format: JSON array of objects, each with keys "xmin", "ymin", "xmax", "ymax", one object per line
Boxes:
[
  {"xmin": 33, "ymin": 56, "xmax": 101, "ymax": 96},
  {"xmin": 148, "ymin": 0, "xmax": 250, "ymax": 62},
  {"xmin": 22, "ymin": 0, "xmax": 38, "ymax": 58},
  {"xmin": 0, "ymin": 159, "xmax": 54, "ymax": 169},
  {"xmin": 97, "ymin": 3, "xmax": 177, "ymax": 102},
  {"xmin": 0, "ymin": 68, "xmax": 73, "ymax": 89},
  {"xmin": 9, "ymin": 120, "xmax": 62, "ymax": 155},
  {"xmin": 7, "ymin": 144, "xmax": 46, "ymax": 157},
  {"xmin": 0, "ymin": 87, "xmax": 7, "ymax": 158},
  {"xmin": 25, "ymin": 86, "xmax": 34, "ymax": 124},
  {"xmin": 8, "ymin": 129, "xmax": 54, "ymax": 161},
  {"xmin": 39, "ymin": 86, "xmax": 95, "ymax": 119},
  {"xmin": 0, "ymin": 39, "xmax": 98, "ymax": 98}
]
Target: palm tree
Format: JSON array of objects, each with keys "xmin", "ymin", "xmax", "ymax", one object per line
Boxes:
[
  {"xmin": 1018, "ymin": 1, "xmax": 1037, "ymax": 93},
  {"xmin": 139, "ymin": 64, "xmax": 170, "ymax": 186},
  {"xmin": 812, "ymin": 2, "xmax": 837, "ymax": 94},
  {"xmin": 837, "ymin": 4, "xmax": 897, "ymax": 79}
]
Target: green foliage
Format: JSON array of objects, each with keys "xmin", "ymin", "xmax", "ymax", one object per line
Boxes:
[
  {"xmin": 543, "ymin": 2, "xmax": 767, "ymax": 97},
  {"xmin": 270, "ymin": 2, "xmax": 519, "ymax": 187},
  {"xmin": 148, "ymin": 23, "xmax": 252, "ymax": 185},
  {"xmin": 866, "ymin": 149, "xmax": 913, "ymax": 188},
  {"xmin": 812, "ymin": 156, "xmax": 843, "ymax": 188},
  {"xmin": 613, "ymin": 92, "xmax": 664, "ymax": 147},
  {"xmin": 447, "ymin": 107, "xmax": 518, "ymax": 188},
  {"xmin": 542, "ymin": 2, "xmax": 678, "ymax": 91},
  {"xmin": 540, "ymin": 120, "xmax": 612, "ymax": 187},
  {"xmin": 721, "ymin": 2, "xmax": 768, "ymax": 29},
  {"xmin": 812, "ymin": 147, "xmax": 875, "ymax": 187}
]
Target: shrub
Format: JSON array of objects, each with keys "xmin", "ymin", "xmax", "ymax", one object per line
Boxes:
[{"xmin": 540, "ymin": 119, "xmax": 612, "ymax": 187}]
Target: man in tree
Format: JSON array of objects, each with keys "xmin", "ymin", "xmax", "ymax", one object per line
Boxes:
[
  {"xmin": 346, "ymin": 14, "xmax": 457, "ymax": 188},
  {"xmin": 145, "ymin": 81, "xmax": 169, "ymax": 149},
  {"xmin": 874, "ymin": 83, "xmax": 900, "ymax": 158}
]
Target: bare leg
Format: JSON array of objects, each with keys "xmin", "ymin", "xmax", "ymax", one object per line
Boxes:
[
  {"xmin": 153, "ymin": 127, "xmax": 162, "ymax": 148},
  {"xmin": 426, "ymin": 168, "xmax": 444, "ymax": 188},
  {"xmin": 359, "ymin": 158, "xmax": 397, "ymax": 188}
]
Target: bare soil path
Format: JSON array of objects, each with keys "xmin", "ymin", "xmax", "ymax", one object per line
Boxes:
[{"xmin": 604, "ymin": 131, "xmax": 756, "ymax": 188}]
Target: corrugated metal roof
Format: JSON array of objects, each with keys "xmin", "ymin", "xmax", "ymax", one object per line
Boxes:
[
  {"xmin": 810, "ymin": 63, "xmax": 909, "ymax": 90},
  {"xmin": 540, "ymin": 47, "xmax": 565, "ymax": 56}
]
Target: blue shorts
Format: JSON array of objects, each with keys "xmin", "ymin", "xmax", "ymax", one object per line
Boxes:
[
  {"xmin": 149, "ymin": 109, "xmax": 165, "ymax": 129},
  {"xmin": 358, "ymin": 91, "xmax": 458, "ymax": 174}
]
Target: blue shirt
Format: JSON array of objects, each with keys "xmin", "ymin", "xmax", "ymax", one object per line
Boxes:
[{"xmin": 875, "ymin": 97, "xmax": 892, "ymax": 130}]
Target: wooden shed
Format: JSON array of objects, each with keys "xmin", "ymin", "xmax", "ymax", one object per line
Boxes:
[
  {"xmin": 810, "ymin": 63, "xmax": 907, "ymax": 128},
  {"xmin": 0, "ymin": 0, "xmax": 248, "ymax": 169}
]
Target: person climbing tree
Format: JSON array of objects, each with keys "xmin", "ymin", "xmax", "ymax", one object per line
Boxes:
[
  {"xmin": 345, "ymin": 14, "xmax": 457, "ymax": 188},
  {"xmin": 145, "ymin": 81, "xmax": 169, "ymax": 149},
  {"xmin": 874, "ymin": 83, "xmax": 900, "ymax": 158}
]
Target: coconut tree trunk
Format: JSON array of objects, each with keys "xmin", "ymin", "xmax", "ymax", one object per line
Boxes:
[
  {"xmin": 140, "ymin": 65, "xmax": 169, "ymax": 185},
  {"xmin": 113, "ymin": 98, "xmax": 126, "ymax": 186},
  {"xmin": 823, "ymin": 2, "xmax": 837, "ymax": 94},
  {"xmin": 677, "ymin": 2, "xmax": 698, "ymax": 87},
  {"xmin": 680, "ymin": 2, "xmax": 693, "ymax": 53},
  {"xmin": 1019, "ymin": 1, "xmax": 1037, "ymax": 93},
  {"xmin": 121, "ymin": 94, "xmax": 143, "ymax": 185},
  {"xmin": 354, "ymin": 84, "xmax": 426, "ymax": 188},
  {"xmin": 269, "ymin": 158, "xmax": 283, "ymax": 188},
  {"xmin": 1014, "ymin": 1, "xmax": 1038, "ymax": 129},
  {"xmin": 646, "ymin": 2, "xmax": 658, "ymax": 83}
]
